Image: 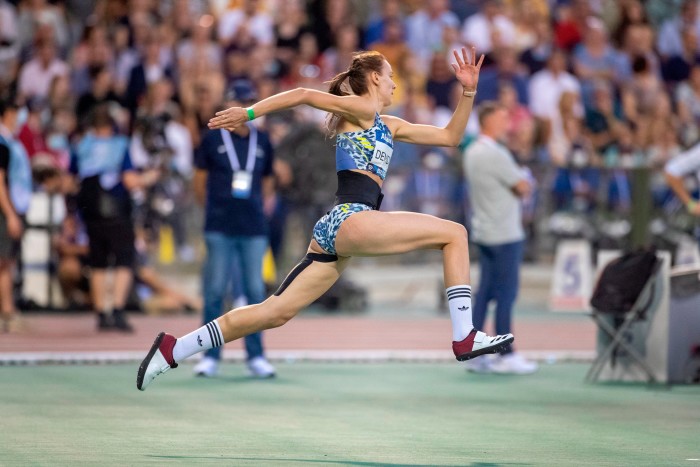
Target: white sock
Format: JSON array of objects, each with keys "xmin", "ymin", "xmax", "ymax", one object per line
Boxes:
[
  {"xmin": 172, "ymin": 320, "xmax": 224, "ymax": 363},
  {"xmin": 446, "ymin": 285, "xmax": 473, "ymax": 341}
]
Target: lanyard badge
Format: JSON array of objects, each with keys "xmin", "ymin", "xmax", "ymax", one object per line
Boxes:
[{"xmin": 221, "ymin": 125, "xmax": 258, "ymax": 199}]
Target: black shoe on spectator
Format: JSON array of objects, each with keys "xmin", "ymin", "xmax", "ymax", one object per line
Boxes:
[
  {"xmin": 97, "ymin": 312, "xmax": 113, "ymax": 331},
  {"xmin": 113, "ymin": 309, "xmax": 134, "ymax": 333}
]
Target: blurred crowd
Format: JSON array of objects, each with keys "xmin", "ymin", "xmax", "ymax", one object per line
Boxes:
[{"xmin": 2, "ymin": 0, "xmax": 700, "ymax": 315}]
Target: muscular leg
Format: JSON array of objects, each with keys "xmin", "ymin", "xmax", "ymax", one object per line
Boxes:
[
  {"xmin": 334, "ymin": 211, "xmax": 470, "ymax": 286},
  {"xmin": 217, "ymin": 246, "xmax": 350, "ymax": 342}
]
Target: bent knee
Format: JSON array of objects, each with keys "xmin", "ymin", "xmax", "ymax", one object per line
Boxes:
[
  {"xmin": 265, "ymin": 300, "xmax": 300, "ymax": 328},
  {"xmin": 446, "ymin": 221, "xmax": 468, "ymax": 245}
]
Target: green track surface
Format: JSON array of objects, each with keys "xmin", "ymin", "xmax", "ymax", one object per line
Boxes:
[{"xmin": 1, "ymin": 363, "xmax": 698, "ymax": 466}]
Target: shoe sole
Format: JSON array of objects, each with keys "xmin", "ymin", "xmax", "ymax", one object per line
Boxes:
[
  {"xmin": 137, "ymin": 332, "xmax": 165, "ymax": 390},
  {"xmin": 456, "ymin": 336, "xmax": 515, "ymax": 362}
]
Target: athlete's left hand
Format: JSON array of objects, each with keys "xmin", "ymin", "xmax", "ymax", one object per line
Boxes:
[
  {"xmin": 451, "ymin": 46, "xmax": 484, "ymax": 93},
  {"xmin": 208, "ymin": 106, "xmax": 248, "ymax": 131}
]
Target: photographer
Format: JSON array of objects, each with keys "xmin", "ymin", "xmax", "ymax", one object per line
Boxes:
[{"xmin": 129, "ymin": 80, "xmax": 193, "ymax": 260}]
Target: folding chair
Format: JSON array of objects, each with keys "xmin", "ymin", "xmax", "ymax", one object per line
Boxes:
[{"xmin": 586, "ymin": 259, "xmax": 663, "ymax": 384}]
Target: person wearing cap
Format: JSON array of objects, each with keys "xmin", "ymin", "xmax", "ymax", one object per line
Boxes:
[
  {"xmin": 191, "ymin": 80, "xmax": 276, "ymax": 378},
  {"xmin": 0, "ymin": 97, "xmax": 32, "ymax": 332}
]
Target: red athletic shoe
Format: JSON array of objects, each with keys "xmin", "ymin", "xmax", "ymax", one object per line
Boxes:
[
  {"xmin": 452, "ymin": 329, "xmax": 514, "ymax": 361},
  {"xmin": 137, "ymin": 332, "xmax": 178, "ymax": 391}
]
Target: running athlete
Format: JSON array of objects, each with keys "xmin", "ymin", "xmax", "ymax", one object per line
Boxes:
[{"xmin": 137, "ymin": 47, "xmax": 514, "ymax": 391}]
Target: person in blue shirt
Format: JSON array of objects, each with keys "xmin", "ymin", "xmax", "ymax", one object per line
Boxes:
[
  {"xmin": 0, "ymin": 98, "xmax": 31, "ymax": 333},
  {"xmin": 138, "ymin": 47, "xmax": 515, "ymax": 391},
  {"xmin": 71, "ymin": 105, "xmax": 159, "ymax": 332},
  {"xmin": 191, "ymin": 81, "xmax": 276, "ymax": 379}
]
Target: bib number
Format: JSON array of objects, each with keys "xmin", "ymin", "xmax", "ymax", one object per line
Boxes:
[{"xmin": 370, "ymin": 140, "xmax": 392, "ymax": 172}]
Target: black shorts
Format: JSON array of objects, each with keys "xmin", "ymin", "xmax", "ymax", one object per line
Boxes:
[
  {"xmin": 85, "ymin": 220, "xmax": 135, "ymax": 269},
  {"xmin": 0, "ymin": 213, "xmax": 22, "ymax": 261}
]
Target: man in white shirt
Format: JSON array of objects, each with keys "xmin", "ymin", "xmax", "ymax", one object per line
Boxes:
[
  {"xmin": 527, "ymin": 48, "xmax": 582, "ymax": 163},
  {"xmin": 463, "ymin": 102, "xmax": 538, "ymax": 375}
]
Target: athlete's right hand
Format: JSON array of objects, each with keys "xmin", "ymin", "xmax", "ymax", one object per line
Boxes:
[{"xmin": 208, "ymin": 106, "xmax": 248, "ymax": 131}]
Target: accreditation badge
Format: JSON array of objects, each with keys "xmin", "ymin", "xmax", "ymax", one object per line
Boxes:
[{"xmin": 231, "ymin": 171, "xmax": 253, "ymax": 199}]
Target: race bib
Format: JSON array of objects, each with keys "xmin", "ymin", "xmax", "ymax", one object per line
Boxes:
[
  {"xmin": 369, "ymin": 139, "xmax": 392, "ymax": 173},
  {"xmin": 231, "ymin": 171, "xmax": 253, "ymax": 199}
]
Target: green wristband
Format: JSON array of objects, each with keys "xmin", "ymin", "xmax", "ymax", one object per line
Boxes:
[
  {"xmin": 687, "ymin": 200, "xmax": 697, "ymax": 212},
  {"xmin": 246, "ymin": 107, "xmax": 255, "ymax": 121}
]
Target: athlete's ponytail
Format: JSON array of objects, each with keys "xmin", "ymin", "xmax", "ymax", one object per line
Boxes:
[
  {"xmin": 327, "ymin": 70, "xmax": 352, "ymax": 97},
  {"xmin": 325, "ymin": 50, "xmax": 386, "ymax": 137}
]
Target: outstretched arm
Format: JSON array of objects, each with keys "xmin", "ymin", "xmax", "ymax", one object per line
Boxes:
[
  {"xmin": 383, "ymin": 47, "xmax": 484, "ymax": 147},
  {"xmin": 208, "ymin": 88, "xmax": 375, "ymax": 131}
]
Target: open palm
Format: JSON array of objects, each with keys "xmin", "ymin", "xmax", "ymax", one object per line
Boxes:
[{"xmin": 451, "ymin": 46, "xmax": 484, "ymax": 92}]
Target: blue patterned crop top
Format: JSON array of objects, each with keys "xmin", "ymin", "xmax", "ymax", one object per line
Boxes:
[{"xmin": 335, "ymin": 113, "xmax": 394, "ymax": 180}]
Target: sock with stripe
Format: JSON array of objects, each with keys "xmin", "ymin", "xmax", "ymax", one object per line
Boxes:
[
  {"xmin": 446, "ymin": 285, "xmax": 473, "ymax": 342},
  {"xmin": 172, "ymin": 320, "xmax": 224, "ymax": 363}
]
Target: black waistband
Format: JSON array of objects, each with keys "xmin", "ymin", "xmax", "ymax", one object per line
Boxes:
[{"xmin": 334, "ymin": 170, "xmax": 384, "ymax": 210}]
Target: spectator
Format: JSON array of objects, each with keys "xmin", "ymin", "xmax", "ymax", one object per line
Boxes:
[
  {"xmin": 0, "ymin": 98, "xmax": 31, "ymax": 332},
  {"xmin": 273, "ymin": 0, "xmax": 310, "ymax": 75},
  {"xmin": 191, "ymin": 82, "xmax": 276, "ymax": 378},
  {"xmin": 54, "ymin": 211, "xmax": 90, "ymax": 309},
  {"xmin": 17, "ymin": 37, "xmax": 69, "ymax": 101},
  {"xmin": 528, "ymin": 53, "xmax": 581, "ymax": 140},
  {"xmin": 616, "ymin": 22, "xmax": 660, "ymax": 84},
  {"xmin": 463, "ymin": 102, "xmax": 537, "ymax": 374},
  {"xmin": 405, "ymin": 0, "xmax": 460, "ymax": 70},
  {"xmin": 218, "ymin": 0, "xmax": 275, "ymax": 49},
  {"xmin": 370, "ymin": 17, "xmax": 414, "ymax": 105},
  {"xmin": 498, "ymin": 81, "xmax": 535, "ymax": 160},
  {"xmin": 364, "ymin": 0, "xmax": 404, "ymax": 46},
  {"xmin": 519, "ymin": 15, "xmax": 554, "ymax": 75},
  {"xmin": 75, "ymin": 65, "xmax": 123, "ymax": 132},
  {"xmin": 584, "ymin": 80, "xmax": 626, "ymax": 156},
  {"xmin": 572, "ymin": 17, "xmax": 618, "ymax": 108},
  {"xmin": 426, "ymin": 52, "xmax": 459, "ymax": 110},
  {"xmin": 16, "ymin": 96, "xmax": 49, "ymax": 159},
  {"xmin": 621, "ymin": 55, "xmax": 664, "ymax": 132},
  {"xmin": 319, "ymin": 24, "xmax": 361, "ymax": 82},
  {"xmin": 0, "ymin": 0, "xmax": 19, "ymax": 91},
  {"xmin": 176, "ymin": 14, "xmax": 222, "ymax": 77},
  {"xmin": 657, "ymin": 0, "xmax": 700, "ymax": 59},
  {"xmin": 70, "ymin": 105, "xmax": 155, "ymax": 332},
  {"xmin": 16, "ymin": 0, "xmax": 69, "ymax": 55},
  {"xmin": 461, "ymin": 0, "xmax": 516, "ymax": 59},
  {"xmin": 661, "ymin": 26, "xmax": 700, "ymax": 85},
  {"xmin": 612, "ymin": 0, "xmax": 650, "ymax": 48},
  {"xmin": 124, "ymin": 32, "xmax": 175, "ymax": 120},
  {"xmin": 475, "ymin": 46, "xmax": 529, "ymax": 105}
]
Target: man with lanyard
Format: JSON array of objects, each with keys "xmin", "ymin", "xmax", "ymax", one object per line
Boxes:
[
  {"xmin": 463, "ymin": 102, "xmax": 538, "ymax": 375},
  {"xmin": 0, "ymin": 98, "xmax": 31, "ymax": 332},
  {"xmin": 192, "ymin": 81, "xmax": 276, "ymax": 378}
]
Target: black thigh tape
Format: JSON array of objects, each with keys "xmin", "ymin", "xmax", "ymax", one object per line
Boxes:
[
  {"xmin": 274, "ymin": 252, "xmax": 339, "ymax": 296},
  {"xmin": 334, "ymin": 170, "xmax": 383, "ymax": 210}
]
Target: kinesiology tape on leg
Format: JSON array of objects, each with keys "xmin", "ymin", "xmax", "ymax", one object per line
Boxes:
[{"xmin": 274, "ymin": 253, "xmax": 338, "ymax": 296}]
